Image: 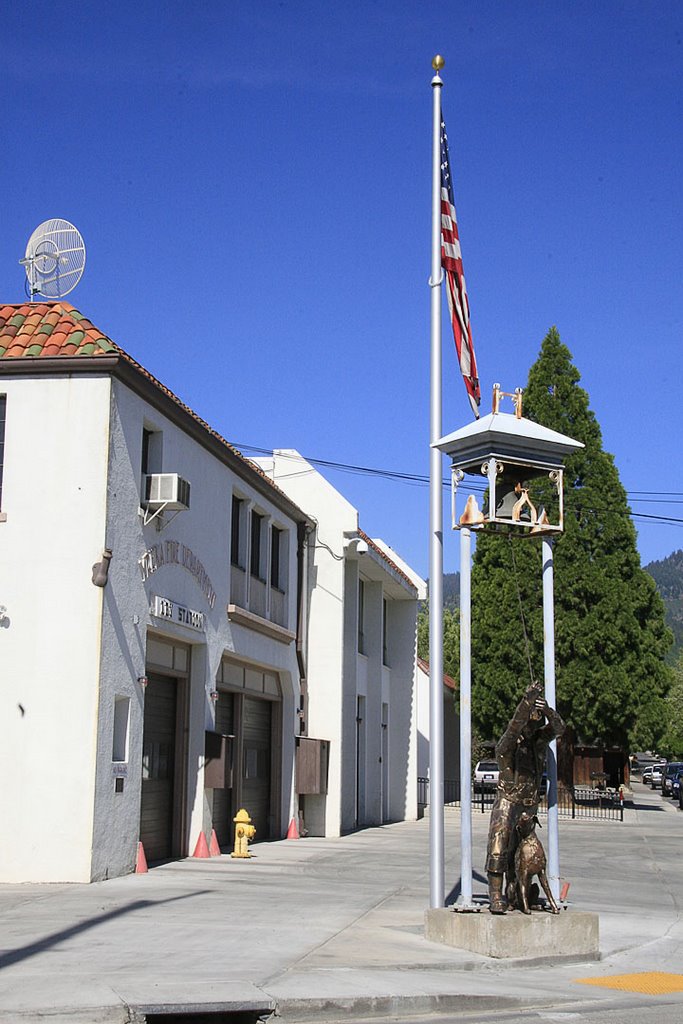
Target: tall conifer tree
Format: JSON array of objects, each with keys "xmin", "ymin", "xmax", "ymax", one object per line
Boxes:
[{"xmin": 470, "ymin": 328, "xmax": 671, "ymax": 749}]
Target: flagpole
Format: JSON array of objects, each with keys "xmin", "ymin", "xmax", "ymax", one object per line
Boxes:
[
  {"xmin": 543, "ymin": 537, "xmax": 561, "ymax": 902},
  {"xmin": 429, "ymin": 54, "xmax": 445, "ymax": 910}
]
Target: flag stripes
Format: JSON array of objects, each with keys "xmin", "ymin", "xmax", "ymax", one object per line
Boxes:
[{"xmin": 440, "ymin": 118, "xmax": 481, "ymax": 418}]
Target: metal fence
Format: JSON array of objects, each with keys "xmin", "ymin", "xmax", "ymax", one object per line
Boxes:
[{"xmin": 417, "ymin": 778, "xmax": 625, "ymax": 821}]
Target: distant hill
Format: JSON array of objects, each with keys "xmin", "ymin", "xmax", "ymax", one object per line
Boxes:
[
  {"xmin": 644, "ymin": 549, "xmax": 683, "ymax": 664},
  {"xmin": 421, "ymin": 572, "xmax": 460, "ymax": 612}
]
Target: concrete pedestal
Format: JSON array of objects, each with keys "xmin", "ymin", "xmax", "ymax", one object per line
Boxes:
[{"xmin": 425, "ymin": 908, "xmax": 599, "ymax": 961}]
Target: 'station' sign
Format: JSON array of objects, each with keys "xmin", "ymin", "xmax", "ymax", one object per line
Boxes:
[{"xmin": 150, "ymin": 594, "xmax": 205, "ymax": 632}]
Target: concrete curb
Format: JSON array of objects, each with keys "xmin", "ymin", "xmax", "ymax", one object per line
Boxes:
[
  {"xmin": 1, "ymin": 1011, "xmax": 131, "ymax": 1024},
  {"xmin": 272, "ymin": 993, "xmax": 533, "ymax": 1022}
]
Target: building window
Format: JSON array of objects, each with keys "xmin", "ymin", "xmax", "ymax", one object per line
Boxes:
[
  {"xmin": 271, "ymin": 526, "xmax": 282, "ymax": 589},
  {"xmin": 0, "ymin": 395, "xmax": 6, "ymax": 511},
  {"xmin": 231, "ymin": 496, "xmax": 244, "ymax": 568},
  {"xmin": 382, "ymin": 598, "xmax": 389, "ymax": 666},
  {"xmin": 112, "ymin": 695, "xmax": 130, "ymax": 763},
  {"xmin": 140, "ymin": 425, "xmax": 162, "ymax": 502},
  {"xmin": 141, "ymin": 427, "xmax": 152, "ymax": 477},
  {"xmin": 358, "ymin": 578, "xmax": 366, "ymax": 655},
  {"xmin": 250, "ymin": 510, "xmax": 264, "ymax": 579},
  {"xmin": 141, "ymin": 426, "xmax": 162, "ymax": 475}
]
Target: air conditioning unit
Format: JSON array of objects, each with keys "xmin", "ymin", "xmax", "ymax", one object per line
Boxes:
[{"xmin": 144, "ymin": 473, "xmax": 191, "ymax": 511}]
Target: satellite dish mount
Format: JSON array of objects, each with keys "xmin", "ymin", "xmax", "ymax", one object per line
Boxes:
[{"xmin": 19, "ymin": 219, "xmax": 86, "ymax": 300}]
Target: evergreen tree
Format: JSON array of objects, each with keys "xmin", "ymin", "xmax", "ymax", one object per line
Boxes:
[
  {"xmin": 661, "ymin": 652, "xmax": 683, "ymax": 758},
  {"xmin": 471, "ymin": 328, "xmax": 672, "ymax": 750},
  {"xmin": 417, "ymin": 606, "xmax": 429, "ymax": 663},
  {"xmin": 417, "ymin": 603, "xmax": 459, "ymax": 679}
]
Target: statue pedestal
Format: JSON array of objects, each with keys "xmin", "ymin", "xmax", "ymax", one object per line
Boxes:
[{"xmin": 424, "ymin": 908, "xmax": 599, "ymax": 961}]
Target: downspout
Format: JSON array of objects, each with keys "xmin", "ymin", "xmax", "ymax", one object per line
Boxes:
[{"xmin": 295, "ymin": 521, "xmax": 309, "ymax": 735}]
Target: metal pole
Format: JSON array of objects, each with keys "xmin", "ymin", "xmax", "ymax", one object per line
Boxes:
[
  {"xmin": 458, "ymin": 525, "xmax": 473, "ymax": 907},
  {"xmin": 542, "ymin": 536, "xmax": 560, "ymax": 901},
  {"xmin": 428, "ymin": 57, "xmax": 445, "ymax": 909}
]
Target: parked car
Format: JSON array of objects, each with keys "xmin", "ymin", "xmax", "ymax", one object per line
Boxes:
[
  {"xmin": 474, "ymin": 760, "xmax": 499, "ymax": 792},
  {"xmin": 650, "ymin": 762, "xmax": 667, "ymax": 789},
  {"xmin": 672, "ymin": 770, "xmax": 683, "ymax": 801},
  {"xmin": 661, "ymin": 762, "xmax": 683, "ymax": 797},
  {"xmin": 642, "ymin": 765, "xmax": 654, "ymax": 784},
  {"xmin": 679, "ymin": 779, "xmax": 683, "ymax": 811}
]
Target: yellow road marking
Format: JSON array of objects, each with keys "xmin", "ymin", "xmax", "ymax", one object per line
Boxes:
[{"xmin": 574, "ymin": 972, "xmax": 683, "ymax": 995}]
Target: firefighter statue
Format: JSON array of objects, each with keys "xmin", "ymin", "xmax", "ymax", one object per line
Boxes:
[{"xmin": 486, "ymin": 681, "xmax": 565, "ymax": 914}]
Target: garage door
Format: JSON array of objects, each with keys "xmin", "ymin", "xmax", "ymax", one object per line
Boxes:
[
  {"xmin": 211, "ymin": 691, "xmax": 235, "ymax": 849},
  {"xmin": 140, "ymin": 675, "xmax": 177, "ymax": 862},
  {"xmin": 243, "ymin": 696, "xmax": 272, "ymax": 840}
]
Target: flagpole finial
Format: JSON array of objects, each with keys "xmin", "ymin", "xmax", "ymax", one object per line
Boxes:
[{"xmin": 432, "ymin": 55, "xmax": 445, "ymax": 72}]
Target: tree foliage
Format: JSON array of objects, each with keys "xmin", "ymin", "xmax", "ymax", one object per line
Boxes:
[
  {"xmin": 417, "ymin": 606, "xmax": 428, "ymax": 662},
  {"xmin": 470, "ymin": 328, "xmax": 672, "ymax": 750},
  {"xmin": 417, "ymin": 603, "xmax": 459, "ymax": 680},
  {"xmin": 660, "ymin": 652, "xmax": 683, "ymax": 758}
]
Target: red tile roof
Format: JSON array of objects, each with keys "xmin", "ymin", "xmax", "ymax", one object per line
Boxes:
[
  {"xmin": 417, "ymin": 657, "xmax": 457, "ymax": 692},
  {"xmin": 0, "ymin": 302, "xmax": 118, "ymax": 358},
  {"xmin": 357, "ymin": 527, "xmax": 418, "ymax": 595},
  {"xmin": 0, "ymin": 301, "xmax": 310, "ymax": 524}
]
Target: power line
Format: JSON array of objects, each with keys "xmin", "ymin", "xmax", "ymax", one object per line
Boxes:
[{"xmin": 237, "ymin": 442, "xmax": 683, "ymax": 528}]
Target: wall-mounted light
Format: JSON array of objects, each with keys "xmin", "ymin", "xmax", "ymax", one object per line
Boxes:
[
  {"xmin": 210, "ymin": 690, "xmax": 219, "ymax": 702},
  {"xmin": 92, "ymin": 549, "xmax": 113, "ymax": 588},
  {"xmin": 138, "ymin": 676, "xmax": 149, "ymax": 688}
]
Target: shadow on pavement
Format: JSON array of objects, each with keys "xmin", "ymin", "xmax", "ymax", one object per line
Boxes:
[
  {"xmin": 0, "ymin": 890, "xmax": 211, "ymax": 970},
  {"xmin": 445, "ymin": 868, "xmax": 488, "ymax": 906}
]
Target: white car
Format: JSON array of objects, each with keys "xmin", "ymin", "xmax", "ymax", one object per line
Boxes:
[{"xmin": 474, "ymin": 760, "xmax": 499, "ymax": 792}]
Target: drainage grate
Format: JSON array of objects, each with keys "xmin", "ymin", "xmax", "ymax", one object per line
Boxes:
[
  {"xmin": 574, "ymin": 972, "xmax": 683, "ymax": 995},
  {"xmin": 143, "ymin": 1012, "xmax": 272, "ymax": 1024}
]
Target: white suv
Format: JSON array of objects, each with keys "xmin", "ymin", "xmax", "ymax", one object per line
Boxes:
[
  {"xmin": 474, "ymin": 760, "xmax": 499, "ymax": 792},
  {"xmin": 650, "ymin": 762, "xmax": 667, "ymax": 789}
]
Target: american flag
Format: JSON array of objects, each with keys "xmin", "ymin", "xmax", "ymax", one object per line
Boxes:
[{"xmin": 440, "ymin": 118, "xmax": 480, "ymax": 418}]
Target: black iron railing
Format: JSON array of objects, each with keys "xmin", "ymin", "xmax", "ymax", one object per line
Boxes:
[{"xmin": 417, "ymin": 778, "xmax": 624, "ymax": 821}]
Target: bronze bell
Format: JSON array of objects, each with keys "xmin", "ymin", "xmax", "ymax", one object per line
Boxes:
[
  {"xmin": 484, "ymin": 476, "xmax": 537, "ymax": 525},
  {"xmin": 500, "ymin": 480, "xmax": 537, "ymax": 524}
]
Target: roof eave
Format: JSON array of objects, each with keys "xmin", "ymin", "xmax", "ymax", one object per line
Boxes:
[
  {"xmin": 0, "ymin": 353, "xmax": 313, "ymax": 528},
  {"xmin": 433, "ymin": 412, "xmax": 584, "ymax": 467}
]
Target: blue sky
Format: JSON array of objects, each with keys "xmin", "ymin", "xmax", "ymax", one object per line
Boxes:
[{"xmin": 2, "ymin": 1, "xmax": 682, "ymax": 579}]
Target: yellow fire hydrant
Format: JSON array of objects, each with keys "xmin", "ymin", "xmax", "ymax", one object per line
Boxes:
[{"xmin": 231, "ymin": 808, "xmax": 256, "ymax": 858}]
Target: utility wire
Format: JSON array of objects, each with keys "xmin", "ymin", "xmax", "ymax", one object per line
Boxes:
[{"xmin": 237, "ymin": 442, "xmax": 683, "ymax": 528}]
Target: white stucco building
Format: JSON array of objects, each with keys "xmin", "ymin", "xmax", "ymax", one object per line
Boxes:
[
  {"xmin": 0, "ymin": 302, "xmax": 425, "ymax": 881},
  {"xmin": 252, "ymin": 450, "xmax": 427, "ymax": 837}
]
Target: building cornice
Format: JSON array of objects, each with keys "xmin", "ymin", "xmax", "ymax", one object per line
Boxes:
[{"xmin": 0, "ymin": 354, "xmax": 312, "ymax": 528}]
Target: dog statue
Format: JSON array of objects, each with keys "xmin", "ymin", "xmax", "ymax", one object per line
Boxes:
[{"xmin": 512, "ymin": 812, "xmax": 560, "ymax": 915}]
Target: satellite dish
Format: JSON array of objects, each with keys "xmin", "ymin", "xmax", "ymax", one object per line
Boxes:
[{"xmin": 20, "ymin": 219, "xmax": 86, "ymax": 299}]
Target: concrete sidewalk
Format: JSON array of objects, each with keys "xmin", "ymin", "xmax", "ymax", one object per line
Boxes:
[{"xmin": 0, "ymin": 785, "xmax": 681, "ymax": 1023}]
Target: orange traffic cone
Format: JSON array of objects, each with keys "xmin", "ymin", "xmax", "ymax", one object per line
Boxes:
[
  {"xmin": 192, "ymin": 831, "xmax": 211, "ymax": 858},
  {"xmin": 135, "ymin": 841, "xmax": 148, "ymax": 874},
  {"xmin": 209, "ymin": 829, "xmax": 221, "ymax": 857},
  {"xmin": 286, "ymin": 817, "xmax": 299, "ymax": 840}
]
